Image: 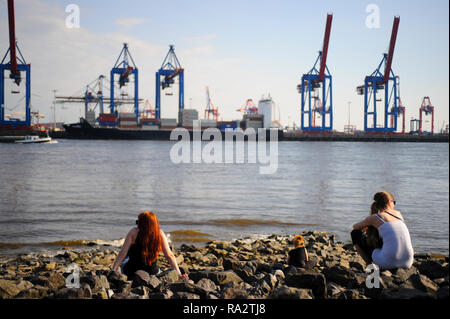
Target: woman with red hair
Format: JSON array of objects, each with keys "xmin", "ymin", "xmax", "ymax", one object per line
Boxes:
[{"xmin": 112, "ymin": 211, "xmax": 188, "ymax": 280}]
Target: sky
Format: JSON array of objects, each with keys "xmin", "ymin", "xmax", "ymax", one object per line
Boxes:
[{"xmin": 0, "ymin": 0, "xmax": 448, "ymax": 131}]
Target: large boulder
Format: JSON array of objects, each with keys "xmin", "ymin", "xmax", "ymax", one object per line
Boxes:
[
  {"xmin": 415, "ymin": 260, "xmax": 448, "ymax": 280},
  {"xmin": 268, "ymin": 285, "xmax": 313, "ymax": 299},
  {"xmin": 285, "ymin": 270, "xmax": 327, "ymax": 299},
  {"xmin": 0, "ymin": 279, "xmax": 33, "ymax": 298},
  {"xmin": 188, "ymin": 271, "xmax": 243, "ymax": 286}
]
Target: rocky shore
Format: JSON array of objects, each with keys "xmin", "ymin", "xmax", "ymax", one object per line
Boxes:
[{"xmin": 0, "ymin": 232, "xmax": 448, "ymax": 300}]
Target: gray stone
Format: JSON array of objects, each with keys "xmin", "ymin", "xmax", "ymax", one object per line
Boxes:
[
  {"xmin": 188, "ymin": 270, "xmax": 243, "ymax": 286},
  {"xmin": 220, "ymin": 287, "xmax": 249, "ymax": 299},
  {"xmin": 0, "ymin": 279, "xmax": 33, "ymax": 298},
  {"xmin": 322, "ymin": 266, "xmax": 361, "ymax": 289},
  {"xmin": 285, "ymin": 270, "xmax": 327, "ymax": 299},
  {"xmin": 173, "ymin": 291, "xmax": 201, "ymax": 299},
  {"xmin": 407, "ymin": 274, "xmax": 439, "ymax": 294},
  {"xmin": 381, "ymin": 287, "xmax": 435, "ymax": 299},
  {"xmin": 167, "ymin": 281, "xmax": 209, "ymax": 299},
  {"xmin": 132, "ymin": 270, "xmax": 151, "ymax": 288},
  {"xmin": 196, "ymin": 278, "xmax": 217, "ymax": 292},
  {"xmin": 268, "ymin": 285, "xmax": 313, "ymax": 299},
  {"xmin": 415, "ymin": 260, "xmax": 448, "ymax": 279}
]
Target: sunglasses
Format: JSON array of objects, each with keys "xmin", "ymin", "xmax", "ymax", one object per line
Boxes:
[{"xmin": 391, "ymin": 200, "xmax": 396, "ymax": 205}]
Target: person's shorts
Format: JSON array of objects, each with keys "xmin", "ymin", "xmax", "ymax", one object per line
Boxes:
[{"xmin": 351, "ymin": 229, "xmax": 374, "ymax": 261}]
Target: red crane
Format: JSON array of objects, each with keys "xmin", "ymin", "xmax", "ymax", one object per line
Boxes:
[
  {"xmin": 318, "ymin": 13, "xmax": 333, "ymax": 82},
  {"xmin": 382, "ymin": 16, "xmax": 400, "ymax": 85},
  {"xmin": 7, "ymin": 0, "xmax": 21, "ymax": 85}
]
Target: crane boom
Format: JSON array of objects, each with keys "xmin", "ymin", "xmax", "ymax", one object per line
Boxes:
[
  {"xmin": 318, "ymin": 14, "xmax": 333, "ymax": 82},
  {"xmin": 382, "ymin": 16, "xmax": 400, "ymax": 84},
  {"xmin": 7, "ymin": 0, "xmax": 20, "ymax": 85}
]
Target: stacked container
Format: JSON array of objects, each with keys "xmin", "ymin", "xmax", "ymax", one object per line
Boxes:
[
  {"xmin": 160, "ymin": 118, "xmax": 178, "ymax": 130},
  {"xmin": 243, "ymin": 114, "xmax": 264, "ymax": 130},
  {"xmin": 200, "ymin": 119, "xmax": 217, "ymax": 129},
  {"xmin": 140, "ymin": 118, "xmax": 160, "ymax": 131},
  {"xmin": 217, "ymin": 121, "xmax": 237, "ymax": 131},
  {"xmin": 179, "ymin": 109, "xmax": 199, "ymax": 128},
  {"xmin": 85, "ymin": 110, "xmax": 96, "ymax": 126},
  {"xmin": 98, "ymin": 113, "xmax": 117, "ymax": 127},
  {"xmin": 119, "ymin": 112, "xmax": 138, "ymax": 129}
]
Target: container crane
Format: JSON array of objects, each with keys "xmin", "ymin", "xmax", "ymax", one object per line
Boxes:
[
  {"xmin": 140, "ymin": 99, "xmax": 155, "ymax": 119},
  {"xmin": 357, "ymin": 16, "xmax": 400, "ymax": 133},
  {"xmin": 110, "ymin": 43, "xmax": 139, "ymax": 120},
  {"xmin": 204, "ymin": 86, "xmax": 219, "ymax": 120},
  {"xmin": 236, "ymin": 99, "xmax": 258, "ymax": 114},
  {"xmin": 298, "ymin": 13, "xmax": 333, "ymax": 132},
  {"xmin": 419, "ymin": 96, "xmax": 434, "ymax": 135},
  {"xmin": 1, "ymin": 0, "xmax": 31, "ymax": 127},
  {"xmin": 390, "ymin": 76, "xmax": 406, "ymax": 134},
  {"xmin": 56, "ymin": 75, "xmax": 141, "ymax": 120},
  {"xmin": 155, "ymin": 45, "xmax": 184, "ymax": 119}
]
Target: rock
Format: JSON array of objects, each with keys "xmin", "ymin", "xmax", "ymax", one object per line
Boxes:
[
  {"xmin": 220, "ymin": 287, "xmax": 249, "ymax": 299},
  {"xmin": 407, "ymin": 274, "xmax": 439, "ymax": 294},
  {"xmin": 381, "ymin": 287, "xmax": 435, "ymax": 299},
  {"xmin": 0, "ymin": 279, "xmax": 33, "ymax": 298},
  {"xmin": 262, "ymin": 273, "xmax": 278, "ymax": 290},
  {"xmin": 392, "ymin": 267, "xmax": 418, "ymax": 284},
  {"xmin": 107, "ymin": 271, "xmax": 129, "ymax": 289},
  {"xmin": 433, "ymin": 277, "xmax": 449, "ymax": 287},
  {"xmin": 167, "ymin": 281, "xmax": 209, "ymax": 299},
  {"xmin": 54, "ymin": 287, "xmax": 87, "ymax": 299},
  {"xmin": 268, "ymin": 285, "xmax": 313, "ymax": 299},
  {"xmin": 48, "ymin": 272, "xmax": 66, "ymax": 291},
  {"xmin": 196, "ymin": 278, "xmax": 217, "ymax": 292},
  {"xmin": 131, "ymin": 286, "xmax": 150, "ymax": 299},
  {"xmin": 415, "ymin": 260, "xmax": 448, "ymax": 279},
  {"xmin": 189, "ymin": 271, "xmax": 243, "ymax": 286},
  {"xmin": 92, "ymin": 287, "xmax": 109, "ymax": 299},
  {"xmin": 132, "ymin": 270, "xmax": 151, "ymax": 288},
  {"xmin": 45, "ymin": 262, "xmax": 56, "ymax": 270},
  {"xmin": 323, "ymin": 266, "xmax": 362, "ymax": 289},
  {"xmin": 273, "ymin": 269, "xmax": 285, "ymax": 283},
  {"xmin": 173, "ymin": 292, "xmax": 201, "ymax": 299},
  {"xmin": 327, "ymin": 282, "xmax": 346, "ymax": 298},
  {"xmin": 285, "ymin": 270, "xmax": 327, "ymax": 299},
  {"xmin": 148, "ymin": 291, "xmax": 173, "ymax": 299}
]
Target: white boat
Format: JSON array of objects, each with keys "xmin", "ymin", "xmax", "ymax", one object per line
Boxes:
[{"xmin": 14, "ymin": 135, "xmax": 56, "ymax": 144}]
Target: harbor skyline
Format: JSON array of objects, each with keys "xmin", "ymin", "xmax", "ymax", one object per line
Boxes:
[{"xmin": 0, "ymin": 0, "xmax": 448, "ymax": 131}]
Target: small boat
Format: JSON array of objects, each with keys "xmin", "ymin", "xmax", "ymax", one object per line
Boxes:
[{"xmin": 14, "ymin": 134, "xmax": 55, "ymax": 144}]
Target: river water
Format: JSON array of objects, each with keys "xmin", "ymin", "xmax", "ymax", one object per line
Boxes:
[{"xmin": 0, "ymin": 139, "xmax": 448, "ymax": 256}]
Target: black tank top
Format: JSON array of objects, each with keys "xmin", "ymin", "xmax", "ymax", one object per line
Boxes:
[
  {"xmin": 288, "ymin": 247, "xmax": 307, "ymax": 267},
  {"xmin": 123, "ymin": 242, "xmax": 159, "ymax": 277}
]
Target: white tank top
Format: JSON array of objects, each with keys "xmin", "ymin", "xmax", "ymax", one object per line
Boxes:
[{"xmin": 371, "ymin": 213, "xmax": 414, "ymax": 269}]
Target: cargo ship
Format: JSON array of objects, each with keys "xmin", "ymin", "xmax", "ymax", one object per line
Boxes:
[{"xmin": 62, "ymin": 109, "xmax": 283, "ymax": 141}]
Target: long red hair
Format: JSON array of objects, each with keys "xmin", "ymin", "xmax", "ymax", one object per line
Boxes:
[{"xmin": 136, "ymin": 211, "xmax": 162, "ymax": 265}]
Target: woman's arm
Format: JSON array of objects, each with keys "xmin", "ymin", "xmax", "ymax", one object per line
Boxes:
[
  {"xmin": 160, "ymin": 230, "xmax": 188, "ymax": 280},
  {"xmin": 112, "ymin": 228, "xmax": 136, "ymax": 272},
  {"xmin": 353, "ymin": 215, "xmax": 376, "ymax": 230},
  {"xmin": 304, "ymin": 247, "xmax": 309, "ymax": 261}
]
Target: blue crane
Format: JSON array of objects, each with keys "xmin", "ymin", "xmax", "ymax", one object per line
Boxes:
[
  {"xmin": 357, "ymin": 16, "xmax": 400, "ymax": 133},
  {"xmin": 0, "ymin": 0, "xmax": 31, "ymax": 127},
  {"xmin": 298, "ymin": 14, "xmax": 333, "ymax": 132},
  {"xmin": 155, "ymin": 45, "xmax": 184, "ymax": 119},
  {"xmin": 110, "ymin": 43, "xmax": 139, "ymax": 120}
]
